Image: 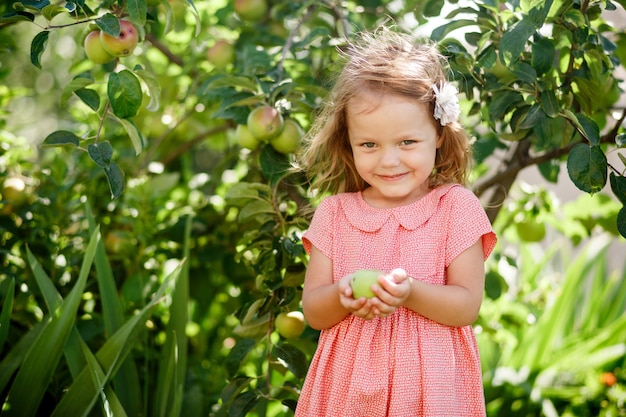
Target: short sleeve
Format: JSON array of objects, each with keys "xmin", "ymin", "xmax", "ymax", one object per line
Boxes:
[
  {"xmin": 443, "ymin": 187, "xmax": 497, "ymax": 267},
  {"xmin": 302, "ymin": 196, "xmax": 337, "ymax": 258}
]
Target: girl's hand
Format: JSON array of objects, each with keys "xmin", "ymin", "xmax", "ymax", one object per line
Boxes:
[
  {"xmin": 338, "ymin": 273, "xmax": 378, "ymax": 320},
  {"xmin": 369, "ymin": 268, "xmax": 411, "ymax": 318}
]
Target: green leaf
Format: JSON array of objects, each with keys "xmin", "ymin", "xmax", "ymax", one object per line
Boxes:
[
  {"xmin": 96, "ymin": 13, "xmax": 120, "ymax": 37},
  {"xmin": 30, "ymin": 30, "xmax": 49, "ymax": 69},
  {"xmin": 610, "ymin": 172, "xmax": 626, "ymax": 205},
  {"xmin": 41, "ymin": 130, "xmax": 80, "ymax": 148},
  {"xmin": 499, "ymin": 19, "xmax": 535, "ymax": 66},
  {"xmin": 617, "ymin": 207, "xmax": 626, "ymax": 239},
  {"xmin": 85, "ymin": 203, "xmax": 142, "ymax": 416},
  {"xmin": 0, "ymin": 279, "xmax": 15, "ymax": 353},
  {"xmin": 575, "ymin": 113, "xmax": 600, "ymax": 146},
  {"xmin": 531, "ymin": 37, "xmax": 555, "ymax": 75},
  {"xmin": 87, "ymin": 141, "xmax": 113, "ymax": 167},
  {"xmin": 238, "ymin": 200, "xmax": 276, "ymax": 223},
  {"xmin": 517, "ymin": 104, "xmax": 544, "ymax": 130},
  {"xmin": 273, "ymin": 343, "xmax": 308, "ymax": 379},
  {"xmin": 540, "ymin": 89, "xmax": 559, "ymax": 118},
  {"xmin": 0, "ymin": 12, "xmax": 35, "ymax": 24},
  {"xmin": 225, "ymin": 182, "xmax": 272, "ymax": 207},
  {"xmin": 108, "ymin": 70, "xmax": 142, "ymax": 119},
  {"xmin": 225, "ymin": 339, "xmax": 257, "ymax": 378},
  {"xmin": 489, "ymin": 91, "xmax": 523, "ymax": 122},
  {"xmin": 60, "ymin": 74, "xmax": 94, "ymax": 107},
  {"xmin": 431, "ymin": 19, "xmax": 477, "ymax": 41},
  {"xmin": 616, "ymin": 133, "xmax": 626, "ymax": 147},
  {"xmin": 220, "ymin": 377, "xmax": 252, "ymax": 404},
  {"xmin": 126, "ymin": 0, "xmax": 147, "ymax": 26},
  {"xmin": 2, "ymin": 229, "xmax": 99, "ymax": 417},
  {"xmin": 260, "ymin": 145, "xmax": 291, "ymax": 186},
  {"xmin": 134, "ymin": 67, "xmax": 161, "ymax": 111},
  {"xmin": 229, "ymin": 391, "xmax": 259, "ymax": 417},
  {"xmin": 567, "ymin": 143, "xmax": 607, "ymax": 194},
  {"xmin": 118, "ymin": 118, "xmax": 145, "ymax": 155},
  {"xmin": 41, "ymin": 4, "xmax": 70, "ymax": 20},
  {"xmin": 74, "ymin": 88, "xmax": 100, "ymax": 111},
  {"xmin": 103, "ymin": 161, "xmax": 125, "ymax": 199}
]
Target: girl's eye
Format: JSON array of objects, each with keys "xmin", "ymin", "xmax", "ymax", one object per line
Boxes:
[
  {"xmin": 401, "ymin": 139, "xmax": 416, "ymax": 146},
  {"xmin": 362, "ymin": 142, "xmax": 376, "ymax": 148}
]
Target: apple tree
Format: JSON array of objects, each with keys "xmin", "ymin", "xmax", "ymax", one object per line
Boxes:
[{"xmin": 0, "ymin": 0, "xmax": 625, "ymax": 416}]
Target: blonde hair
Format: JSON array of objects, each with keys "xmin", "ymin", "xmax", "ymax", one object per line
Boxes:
[{"xmin": 297, "ymin": 27, "xmax": 471, "ymax": 196}]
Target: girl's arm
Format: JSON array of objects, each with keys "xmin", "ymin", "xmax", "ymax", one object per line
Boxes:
[
  {"xmin": 372, "ymin": 240, "xmax": 485, "ymax": 327},
  {"xmin": 302, "ymin": 246, "xmax": 378, "ymax": 330}
]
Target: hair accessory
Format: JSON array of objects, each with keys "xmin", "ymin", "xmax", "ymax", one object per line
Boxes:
[{"xmin": 432, "ymin": 82, "xmax": 461, "ymax": 126}]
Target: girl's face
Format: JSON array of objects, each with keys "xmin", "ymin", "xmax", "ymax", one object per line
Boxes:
[{"xmin": 347, "ymin": 91, "xmax": 441, "ymax": 208}]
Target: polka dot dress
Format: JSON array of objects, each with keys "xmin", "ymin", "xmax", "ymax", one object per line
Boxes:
[{"xmin": 295, "ymin": 184, "xmax": 497, "ymax": 417}]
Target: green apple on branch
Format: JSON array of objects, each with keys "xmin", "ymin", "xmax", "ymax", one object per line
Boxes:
[
  {"xmin": 84, "ymin": 30, "xmax": 115, "ymax": 64},
  {"xmin": 100, "ymin": 20, "xmax": 139, "ymax": 57},
  {"xmin": 247, "ymin": 105, "xmax": 284, "ymax": 142},
  {"xmin": 275, "ymin": 311, "xmax": 306, "ymax": 339}
]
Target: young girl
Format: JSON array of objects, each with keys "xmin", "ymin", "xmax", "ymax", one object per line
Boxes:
[{"xmin": 294, "ymin": 28, "xmax": 497, "ymax": 416}]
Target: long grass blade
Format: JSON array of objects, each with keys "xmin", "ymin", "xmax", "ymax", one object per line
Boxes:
[
  {"xmin": 155, "ymin": 214, "xmax": 191, "ymax": 417},
  {"xmin": 2, "ymin": 228, "xmax": 99, "ymax": 417},
  {"xmin": 0, "ymin": 278, "xmax": 15, "ymax": 353},
  {"xmin": 86, "ymin": 202, "xmax": 142, "ymax": 415}
]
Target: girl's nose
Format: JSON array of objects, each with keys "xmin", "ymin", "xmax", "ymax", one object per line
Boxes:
[{"xmin": 380, "ymin": 148, "xmax": 401, "ymax": 167}]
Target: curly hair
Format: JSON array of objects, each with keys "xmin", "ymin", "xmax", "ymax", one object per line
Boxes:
[{"xmin": 296, "ymin": 27, "xmax": 471, "ymax": 197}]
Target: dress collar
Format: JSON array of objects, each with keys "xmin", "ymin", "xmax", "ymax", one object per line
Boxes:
[{"xmin": 339, "ymin": 184, "xmax": 458, "ymax": 232}]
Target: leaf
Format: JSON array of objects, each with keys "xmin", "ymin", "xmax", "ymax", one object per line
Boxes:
[
  {"xmin": 87, "ymin": 141, "xmax": 113, "ymax": 167},
  {"xmin": 617, "ymin": 207, "xmax": 626, "ymax": 239},
  {"xmin": 489, "ymin": 91, "xmax": 523, "ymax": 122},
  {"xmin": 225, "ymin": 339, "xmax": 257, "ymax": 378},
  {"xmin": 60, "ymin": 74, "xmax": 95, "ymax": 107},
  {"xmin": 225, "ymin": 182, "xmax": 272, "ymax": 207},
  {"xmin": 41, "ymin": 4, "xmax": 70, "ymax": 20},
  {"xmin": 273, "ymin": 343, "xmax": 308, "ymax": 379},
  {"xmin": 118, "ymin": 118, "xmax": 145, "ymax": 155},
  {"xmin": 229, "ymin": 391, "xmax": 259, "ymax": 417},
  {"xmin": 0, "ymin": 279, "xmax": 15, "ymax": 353},
  {"xmin": 74, "ymin": 88, "xmax": 100, "ymax": 112},
  {"xmin": 96, "ymin": 13, "xmax": 120, "ymax": 37},
  {"xmin": 134, "ymin": 67, "xmax": 161, "ymax": 111},
  {"xmin": 610, "ymin": 173, "xmax": 626, "ymax": 205},
  {"xmin": 238, "ymin": 200, "xmax": 276, "ymax": 223},
  {"xmin": 30, "ymin": 30, "xmax": 49, "ymax": 69},
  {"xmin": 126, "ymin": 0, "xmax": 147, "ymax": 26},
  {"xmin": 574, "ymin": 113, "xmax": 600, "ymax": 146},
  {"xmin": 531, "ymin": 37, "xmax": 555, "ymax": 75},
  {"xmin": 108, "ymin": 70, "xmax": 143, "ymax": 119},
  {"xmin": 431, "ymin": 19, "xmax": 477, "ymax": 41},
  {"xmin": 615, "ymin": 133, "xmax": 626, "ymax": 147},
  {"xmin": 220, "ymin": 377, "xmax": 252, "ymax": 404},
  {"xmin": 540, "ymin": 90, "xmax": 559, "ymax": 118},
  {"xmin": 41, "ymin": 130, "xmax": 80, "ymax": 148},
  {"xmin": 0, "ymin": 12, "xmax": 35, "ymax": 24},
  {"xmin": 567, "ymin": 143, "xmax": 607, "ymax": 194},
  {"xmin": 260, "ymin": 145, "xmax": 291, "ymax": 186},
  {"xmin": 103, "ymin": 162, "xmax": 125, "ymax": 199},
  {"xmin": 499, "ymin": 19, "xmax": 535, "ymax": 66}
]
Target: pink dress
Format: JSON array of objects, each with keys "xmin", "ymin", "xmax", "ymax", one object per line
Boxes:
[{"xmin": 295, "ymin": 184, "xmax": 497, "ymax": 417}]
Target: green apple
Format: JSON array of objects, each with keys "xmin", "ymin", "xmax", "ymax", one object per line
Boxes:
[
  {"xmin": 247, "ymin": 105, "xmax": 284, "ymax": 142},
  {"xmin": 84, "ymin": 30, "xmax": 115, "ymax": 64},
  {"xmin": 350, "ymin": 269, "xmax": 383, "ymax": 299},
  {"xmin": 516, "ymin": 218, "xmax": 546, "ymax": 242},
  {"xmin": 207, "ymin": 39, "xmax": 235, "ymax": 70},
  {"xmin": 2, "ymin": 177, "xmax": 28, "ymax": 206},
  {"xmin": 275, "ymin": 311, "xmax": 305, "ymax": 339},
  {"xmin": 235, "ymin": 124, "xmax": 260, "ymax": 150},
  {"xmin": 270, "ymin": 118, "xmax": 303, "ymax": 154},
  {"xmin": 100, "ymin": 20, "xmax": 139, "ymax": 57},
  {"xmin": 234, "ymin": 0, "xmax": 268, "ymax": 22}
]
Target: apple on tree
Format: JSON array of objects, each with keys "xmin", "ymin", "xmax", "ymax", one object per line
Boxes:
[
  {"xmin": 2, "ymin": 177, "xmax": 28, "ymax": 207},
  {"xmin": 84, "ymin": 30, "xmax": 115, "ymax": 64},
  {"xmin": 350, "ymin": 269, "xmax": 384, "ymax": 299},
  {"xmin": 235, "ymin": 124, "xmax": 260, "ymax": 150},
  {"xmin": 234, "ymin": 0, "xmax": 268, "ymax": 23},
  {"xmin": 100, "ymin": 20, "xmax": 139, "ymax": 57},
  {"xmin": 207, "ymin": 39, "xmax": 235, "ymax": 70},
  {"xmin": 270, "ymin": 118, "xmax": 303, "ymax": 154},
  {"xmin": 247, "ymin": 105, "xmax": 284, "ymax": 142},
  {"xmin": 275, "ymin": 311, "xmax": 306, "ymax": 339}
]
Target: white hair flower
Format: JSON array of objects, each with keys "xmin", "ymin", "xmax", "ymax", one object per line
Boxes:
[{"xmin": 432, "ymin": 82, "xmax": 461, "ymax": 126}]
